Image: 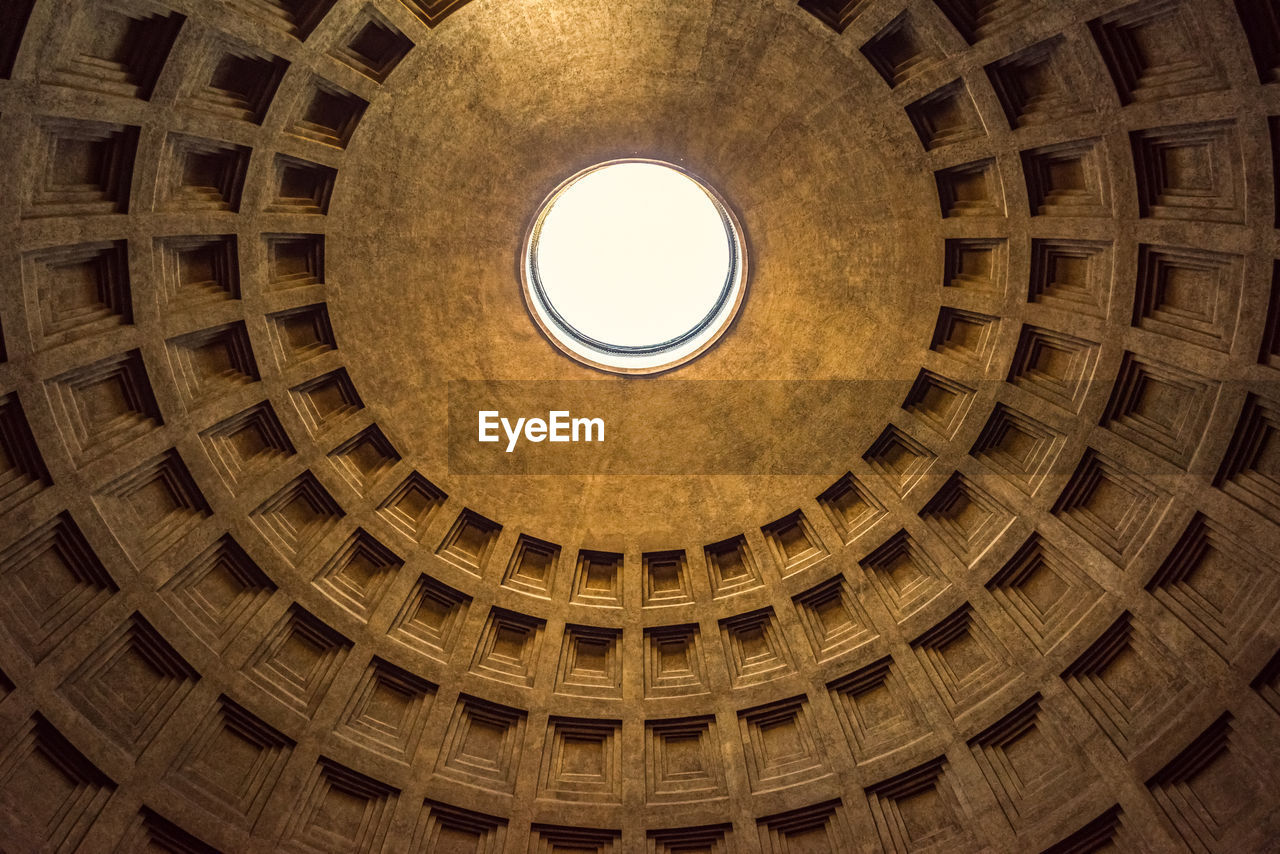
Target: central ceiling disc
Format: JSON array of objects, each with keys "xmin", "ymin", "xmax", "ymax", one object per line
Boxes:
[{"xmin": 523, "ymin": 160, "xmax": 746, "ymax": 374}]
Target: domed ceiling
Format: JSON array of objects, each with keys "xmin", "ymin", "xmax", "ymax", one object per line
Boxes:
[{"xmin": 0, "ymin": 0, "xmax": 1278, "ymax": 850}]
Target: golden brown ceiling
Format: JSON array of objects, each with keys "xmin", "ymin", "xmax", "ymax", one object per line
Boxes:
[{"xmin": 0, "ymin": 0, "xmax": 1278, "ymax": 851}]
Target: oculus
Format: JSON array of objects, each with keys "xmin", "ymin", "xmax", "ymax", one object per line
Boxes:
[{"xmin": 522, "ymin": 160, "xmax": 746, "ymax": 375}]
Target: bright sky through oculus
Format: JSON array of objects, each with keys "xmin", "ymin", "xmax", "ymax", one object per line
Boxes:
[{"xmin": 524, "ymin": 160, "xmax": 745, "ymax": 373}]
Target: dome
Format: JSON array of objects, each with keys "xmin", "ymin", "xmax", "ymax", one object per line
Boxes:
[{"xmin": 0, "ymin": 0, "xmax": 1277, "ymax": 850}]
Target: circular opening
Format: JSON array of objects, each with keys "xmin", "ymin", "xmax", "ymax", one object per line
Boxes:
[{"xmin": 522, "ymin": 160, "xmax": 746, "ymax": 374}]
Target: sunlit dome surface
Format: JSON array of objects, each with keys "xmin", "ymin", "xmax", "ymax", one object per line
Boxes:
[{"xmin": 524, "ymin": 160, "xmax": 745, "ymax": 373}]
